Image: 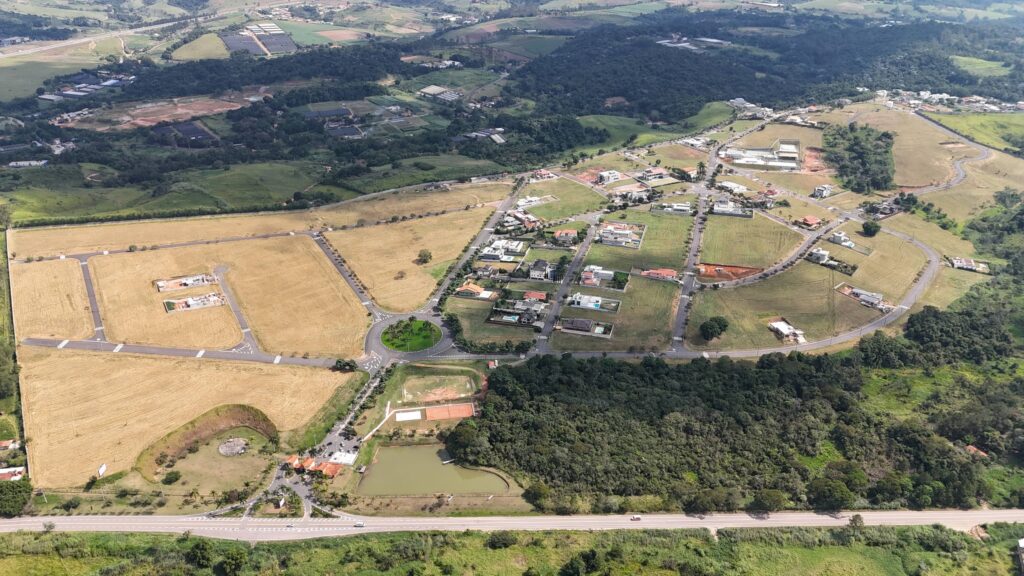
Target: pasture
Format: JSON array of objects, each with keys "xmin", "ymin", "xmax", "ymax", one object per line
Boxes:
[
  {"xmin": 951, "ymin": 56, "xmax": 1012, "ymax": 77},
  {"xmin": 523, "ymin": 178, "xmax": 605, "ymax": 220},
  {"xmin": 687, "ymin": 261, "xmax": 879, "ymax": 350},
  {"xmin": 8, "ymin": 181, "xmax": 512, "ymax": 258},
  {"xmin": 701, "ymin": 213, "xmax": 802, "ymax": 269},
  {"xmin": 553, "ymin": 275, "xmax": 678, "ymax": 352},
  {"xmin": 171, "ymin": 33, "xmax": 228, "ymax": 60},
  {"xmin": 585, "ymin": 210, "xmax": 692, "ymax": 271},
  {"xmin": 10, "ymin": 259, "xmax": 93, "ymax": 340},
  {"xmin": 18, "ymin": 346, "xmax": 358, "ymax": 488},
  {"xmin": 325, "ymin": 208, "xmax": 493, "ymax": 312},
  {"xmin": 89, "ymin": 236, "xmax": 369, "ymax": 357},
  {"xmin": 925, "ymin": 112, "xmax": 1024, "ymax": 153}
]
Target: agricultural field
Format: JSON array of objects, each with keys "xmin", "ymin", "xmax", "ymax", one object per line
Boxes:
[
  {"xmin": 443, "ymin": 298, "xmax": 537, "ymax": 345},
  {"xmin": 170, "ymin": 33, "xmax": 229, "ymax": 60},
  {"xmin": 924, "ymin": 112, "xmax": 1024, "ymax": 153},
  {"xmin": 273, "ymin": 20, "xmax": 368, "ymax": 45},
  {"xmin": 523, "ymin": 178, "xmax": 605, "ymax": 220},
  {"xmin": 18, "ymin": 346, "xmax": 358, "ymax": 488},
  {"xmin": 734, "ymin": 123, "xmax": 824, "ymax": 149},
  {"xmin": 325, "ymin": 208, "xmax": 493, "ymax": 312},
  {"xmin": 926, "ymin": 149, "xmax": 1024, "ymax": 222},
  {"xmin": 9, "ymin": 259, "xmax": 93, "ymax": 340},
  {"xmin": 951, "ymin": 55, "xmax": 1013, "ymax": 76},
  {"xmin": 687, "ymin": 261, "xmax": 879, "ymax": 350},
  {"xmin": 585, "ymin": 210, "xmax": 692, "ymax": 272},
  {"xmin": 822, "ymin": 222, "xmax": 929, "ymax": 301},
  {"xmin": 701, "ymin": 213, "xmax": 803, "ymax": 269},
  {"xmin": 8, "ymin": 181, "xmax": 512, "ymax": 258},
  {"xmin": 553, "ymin": 276, "xmax": 678, "ymax": 352},
  {"xmin": 89, "ymin": 236, "xmax": 369, "ymax": 357},
  {"xmin": 849, "ymin": 105, "xmax": 976, "ymax": 189}
]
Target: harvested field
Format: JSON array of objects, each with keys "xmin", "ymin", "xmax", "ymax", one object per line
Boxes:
[
  {"xmin": 90, "ymin": 236, "xmax": 367, "ymax": 357},
  {"xmin": 318, "ymin": 29, "xmax": 364, "ymax": 41},
  {"xmin": 18, "ymin": 346, "xmax": 357, "ymax": 488},
  {"xmin": 425, "ymin": 403, "xmax": 475, "ymax": 421},
  {"xmin": 10, "ymin": 259, "xmax": 93, "ymax": 340},
  {"xmin": 325, "ymin": 208, "xmax": 493, "ymax": 312},
  {"xmin": 9, "ymin": 181, "xmax": 512, "ymax": 258}
]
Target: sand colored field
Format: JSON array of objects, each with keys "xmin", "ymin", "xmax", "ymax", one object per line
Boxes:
[
  {"xmin": 926, "ymin": 150, "xmax": 1024, "ymax": 222},
  {"xmin": 10, "ymin": 182, "xmax": 512, "ymax": 258},
  {"xmin": 69, "ymin": 96, "xmax": 242, "ymax": 131},
  {"xmin": 90, "ymin": 236, "xmax": 367, "ymax": 356},
  {"xmin": 9, "ymin": 259, "xmax": 93, "ymax": 340},
  {"xmin": 326, "ymin": 208, "xmax": 493, "ymax": 312},
  {"xmin": 735, "ymin": 124, "xmax": 824, "ymax": 149},
  {"xmin": 19, "ymin": 346, "xmax": 356, "ymax": 488},
  {"xmin": 318, "ymin": 29, "xmax": 363, "ymax": 41}
]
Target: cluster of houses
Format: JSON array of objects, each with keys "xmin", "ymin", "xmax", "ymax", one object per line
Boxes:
[
  {"xmin": 500, "ymin": 209, "xmax": 542, "ymax": 231},
  {"xmin": 479, "ymin": 239, "xmax": 528, "ymax": 263},
  {"xmin": 487, "ymin": 290, "xmax": 550, "ymax": 330},
  {"xmin": 597, "ymin": 222, "xmax": 645, "ymax": 248},
  {"xmin": 455, "ymin": 127, "xmax": 506, "ymax": 145},
  {"xmin": 880, "ymin": 89, "xmax": 1024, "ymax": 113},
  {"xmin": 580, "ymin": 265, "xmax": 618, "ymax": 288},
  {"xmin": 719, "ymin": 138, "xmax": 801, "ymax": 170},
  {"xmin": 727, "ymin": 97, "xmax": 774, "ymax": 119},
  {"xmin": 283, "ymin": 454, "xmax": 345, "ymax": 478},
  {"xmin": 417, "ymin": 84, "xmax": 462, "ymax": 103},
  {"xmin": 37, "ymin": 72, "xmax": 135, "ymax": 103}
]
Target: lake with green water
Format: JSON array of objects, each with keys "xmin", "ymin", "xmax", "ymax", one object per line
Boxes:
[{"xmin": 356, "ymin": 444, "xmax": 509, "ymax": 496}]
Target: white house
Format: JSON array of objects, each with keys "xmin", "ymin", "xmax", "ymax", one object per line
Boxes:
[
  {"xmin": 529, "ymin": 259, "xmax": 554, "ymax": 280},
  {"xmin": 808, "ymin": 247, "xmax": 830, "ymax": 264},
  {"xmin": 598, "ymin": 170, "xmax": 622, "ymax": 185}
]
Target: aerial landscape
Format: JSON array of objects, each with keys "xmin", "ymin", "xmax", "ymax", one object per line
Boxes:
[{"xmin": 1, "ymin": 0, "xmax": 1024, "ymax": 573}]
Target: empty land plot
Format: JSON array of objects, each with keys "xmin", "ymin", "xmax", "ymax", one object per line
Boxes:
[
  {"xmin": 925, "ymin": 112, "xmax": 1024, "ymax": 153},
  {"xmin": 171, "ymin": 33, "xmax": 229, "ymax": 60},
  {"xmin": 701, "ymin": 213, "xmax": 802, "ymax": 269},
  {"xmin": 852, "ymin": 107, "xmax": 974, "ymax": 188},
  {"xmin": 686, "ymin": 261, "xmax": 879, "ymax": 350},
  {"xmin": 9, "ymin": 182, "xmax": 512, "ymax": 258},
  {"xmin": 758, "ymin": 172, "xmax": 843, "ymax": 196},
  {"xmin": 18, "ymin": 346, "xmax": 357, "ymax": 488},
  {"xmin": 645, "ymin": 144, "xmax": 705, "ymax": 169},
  {"xmin": 10, "ymin": 259, "xmax": 93, "ymax": 340},
  {"xmin": 586, "ymin": 210, "xmax": 691, "ymax": 271},
  {"xmin": 768, "ymin": 197, "xmax": 834, "ymax": 223},
  {"xmin": 90, "ymin": 236, "xmax": 367, "ymax": 356},
  {"xmin": 326, "ymin": 208, "xmax": 492, "ymax": 312},
  {"xmin": 823, "ymin": 223, "xmax": 928, "ymax": 300},
  {"xmin": 524, "ymin": 178, "xmax": 605, "ymax": 220},
  {"xmin": 398, "ymin": 365, "xmax": 481, "ymax": 405},
  {"xmin": 925, "ymin": 150, "xmax": 1024, "ymax": 222},
  {"xmin": 553, "ymin": 276, "xmax": 678, "ymax": 352},
  {"xmin": 444, "ymin": 298, "xmax": 536, "ymax": 345},
  {"xmin": 735, "ymin": 124, "xmax": 824, "ymax": 149}
]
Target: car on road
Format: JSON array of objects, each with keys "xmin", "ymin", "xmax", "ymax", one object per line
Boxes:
[
  {"xmin": 354, "ymin": 521, "xmax": 365, "ymax": 527},
  {"xmin": 286, "ymin": 524, "xmax": 295, "ymax": 528},
  {"xmin": 630, "ymin": 515, "xmax": 642, "ymax": 521}
]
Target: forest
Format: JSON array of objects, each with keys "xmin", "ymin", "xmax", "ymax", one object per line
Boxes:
[
  {"xmin": 0, "ymin": 11, "xmax": 74, "ymax": 41},
  {"xmin": 822, "ymin": 123, "xmax": 896, "ymax": 193}
]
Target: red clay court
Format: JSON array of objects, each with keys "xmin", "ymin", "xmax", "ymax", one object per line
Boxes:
[{"xmin": 425, "ymin": 404, "xmax": 475, "ymax": 421}]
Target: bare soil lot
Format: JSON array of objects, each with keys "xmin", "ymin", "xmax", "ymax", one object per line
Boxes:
[
  {"xmin": 68, "ymin": 97, "xmax": 244, "ymax": 131},
  {"xmin": 19, "ymin": 346, "xmax": 357, "ymax": 488},
  {"xmin": 10, "ymin": 259, "xmax": 93, "ymax": 340}
]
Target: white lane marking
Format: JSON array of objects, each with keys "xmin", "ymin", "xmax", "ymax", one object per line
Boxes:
[
  {"xmin": 274, "ymin": 355, "xmax": 282, "ymax": 364},
  {"xmin": 241, "ymin": 328, "xmax": 250, "ymax": 333},
  {"xmin": 113, "ymin": 344, "xmax": 124, "ymax": 353},
  {"xmin": 57, "ymin": 339, "xmax": 69, "ymax": 349},
  {"xmin": 95, "ymin": 325, "xmax": 104, "ymax": 330},
  {"xmin": 196, "ymin": 350, "xmax": 205, "ymax": 358},
  {"xmin": 79, "ymin": 261, "xmax": 87, "ymax": 267}
]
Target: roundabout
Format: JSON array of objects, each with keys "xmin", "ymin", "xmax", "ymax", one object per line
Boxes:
[{"xmin": 379, "ymin": 317, "xmax": 443, "ymax": 352}]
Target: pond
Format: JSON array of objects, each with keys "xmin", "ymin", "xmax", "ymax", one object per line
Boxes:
[{"xmin": 356, "ymin": 444, "xmax": 510, "ymax": 496}]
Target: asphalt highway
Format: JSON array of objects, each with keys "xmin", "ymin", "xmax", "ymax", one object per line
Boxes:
[{"xmin": 4, "ymin": 509, "xmax": 1024, "ymax": 542}]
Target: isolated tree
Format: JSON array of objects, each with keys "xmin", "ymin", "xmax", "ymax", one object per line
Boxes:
[
  {"xmin": 162, "ymin": 471, "xmax": 181, "ymax": 485},
  {"xmin": 699, "ymin": 316, "xmax": 729, "ymax": 341},
  {"xmin": 696, "ymin": 161, "xmax": 707, "ymax": 179},
  {"xmin": 417, "ymin": 249, "xmax": 433, "ymax": 264},
  {"xmin": 862, "ymin": 220, "xmax": 881, "ymax": 237}
]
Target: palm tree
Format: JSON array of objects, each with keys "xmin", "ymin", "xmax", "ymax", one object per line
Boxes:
[{"xmin": 697, "ymin": 161, "xmax": 707, "ymax": 179}]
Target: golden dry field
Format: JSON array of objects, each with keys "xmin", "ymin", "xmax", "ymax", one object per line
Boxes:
[
  {"xmin": 821, "ymin": 222, "xmax": 929, "ymax": 300},
  {"xmin": 325, "ymin": 208, "xmax": 493, "ymax": 312},
  {"xmin": 9, "ymin": 182, "xmax": 512, "ymax": 258},
  {"xmin": 9, "ymin": 259, "xmax": 94, "ymax": 340},
  {"xmin": 926, "ymin": 150, "xmax": 1024, "ymax": 222},
  {"xmin": 90, "ymin": 236, "xmax": 368, "ymax": 357},
  {"xmin": 18, "ymin": 346, "xmax": 357, "ymax": 488}
]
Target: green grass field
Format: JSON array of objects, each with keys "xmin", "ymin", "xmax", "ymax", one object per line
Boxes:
[
  {"xmin": 444, "ymin": 297, "xmax": 537, "ymax": 345},
  {"xmin": 399, "ymin": 69, "xmax": 502, "ymax": 93},
  {"xmin": 273, "ymin": 20, "xmax": 365, "ymax": 45},
  {"xmin": 381, "ymin": 319, "xmax": 442, "ymax": 351},
  {"xmin": 486, "ymin": 34, "xmax": 568, "ymax": 58},
  {"xmin": 701, "ymin": 213, "xmax": 802, "ymax": 269},
  {"xmin": 340, "ymin": 155, "xmax": 505, "ymax": 194},
  {"xmin": 575, "ymin": 101, "xmax": 734, "ymax": 155},
  {"xmin": 925, "ymin": 112, "xmax": 1024, "ymax": 153},
  {"xmin": 952, "ymin": 55, "xmax": 1013, "ymax": 77},
  {"xmin": 524, "ymin": 178, "xmax": 605, "ymax": 220},
  {"xmin": 171, "ymin": 33, "xmax": 228, "ymax": 60},
  {"xmin": 822, "ymin": 222, "xmax": 929, "ymax": 300},
  {"xmin": 586, "ymin": 210, "xmax": 692, "ymax": 271},
  {"xmin": 554, "ymin": 275, "xmax": 678, "ymax": 352},
  {"xmin": 687, "ymin": 261, "xmax": 879, "ymax": 350}
]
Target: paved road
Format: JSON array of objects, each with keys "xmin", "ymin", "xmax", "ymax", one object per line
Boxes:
[
  {"xmin": 910, "ymin": 110, "xmax": 992, "ymax": 194},
  {"xmin": 5, "ymin": 508, "xmax": 1024, "ymax": 542}
]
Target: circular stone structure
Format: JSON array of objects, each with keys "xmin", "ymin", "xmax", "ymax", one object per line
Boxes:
[
  {"xmin": 218, "ymin": 437, "xmax": 248, "ymax": 457},
  {"xmin": 380, "ymin": 319, "xmax": 442, "ymax": 352}
]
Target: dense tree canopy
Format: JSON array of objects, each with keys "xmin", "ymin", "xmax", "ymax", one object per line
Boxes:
[{"xmin": 823, "ymin": 124, "xmax": 895, "ymax": 193}]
